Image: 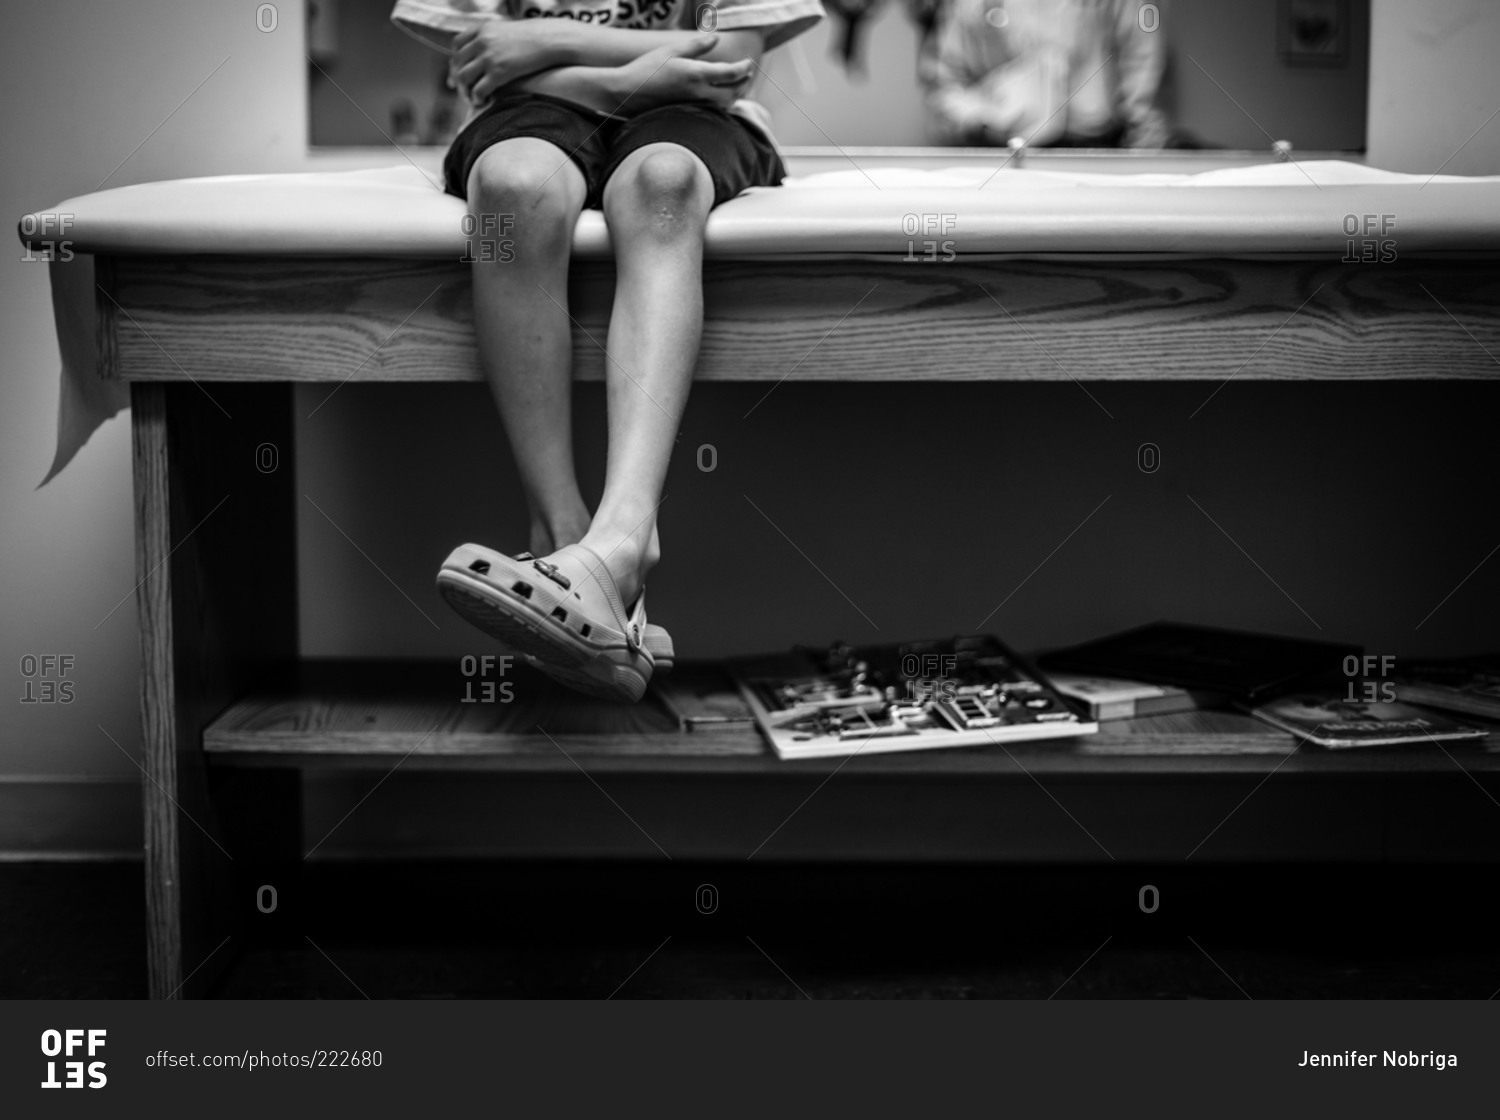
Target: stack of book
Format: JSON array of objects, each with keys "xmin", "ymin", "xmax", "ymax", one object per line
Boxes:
[
  {"xmin": 1393, "ymin": 655, "xmax": 1500, "ymax": 722},
  {"xmin": 1043, "ymin": 674, "xmax": 1225, "ymax": 722},
  {"xmin": 1040, "ymin": 623, "xmax": 1492, "ymax": 749}
]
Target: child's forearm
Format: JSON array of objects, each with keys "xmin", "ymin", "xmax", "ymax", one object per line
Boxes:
[
  {"xmin": 512, "ymin": 60, "xmax": 745, "ymax": 117},
  {"xmin": 445, "ymin": 22, "xmax": 764, "ymax": 108},
  {"xmin": 550, "ymin": 25, "xmax": 764, "ymax": 68},
  {"xmin": 512, "ymin": 66, "xmax": 630, "ymax": 116},
  {"xmin": 430, "ymin": 20, "xmax": 763, "ymax": 66}
]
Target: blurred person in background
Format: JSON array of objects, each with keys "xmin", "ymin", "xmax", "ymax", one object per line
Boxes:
[{"xmin": 925, "ymin": 0, "xmax": 1171, "ymax": 148}]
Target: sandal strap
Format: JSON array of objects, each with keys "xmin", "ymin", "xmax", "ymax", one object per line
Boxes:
[
  {"xmin": 623, "ymin": 588, "xmax": 648, "ymax": 653},
  {"xmin": 641, "ymin": 622, "xmax": 673, "ymax": 661},
  {"xmin": 555, "ymin": 544, "xmax": 640, "ymax": 651}
]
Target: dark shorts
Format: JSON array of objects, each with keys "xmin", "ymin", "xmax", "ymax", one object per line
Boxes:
[{"xmin": 443, "ymin": 91, "xmax": 785, "ymax": 210}]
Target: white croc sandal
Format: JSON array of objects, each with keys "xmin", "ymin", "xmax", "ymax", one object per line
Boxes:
[
  {"xmin": 461, "ymin": 549, "xmax": 674, "ymax": 671},
  {"xmin": 436, "ymin": 541, "xmax": 662, "ymax": 703}
]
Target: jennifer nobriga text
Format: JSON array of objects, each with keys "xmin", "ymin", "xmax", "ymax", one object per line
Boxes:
[{"xmin": 1299, "ymin": 1051, "xmax": 1457, "ymax": 1070}]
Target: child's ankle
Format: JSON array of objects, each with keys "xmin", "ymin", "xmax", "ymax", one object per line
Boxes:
[
  {"xmin": 529, "ymin": 516, "xmax": 589, "ymax": 557},
  {"xmin": 577, "ymin": 526, "xmax": 651, "ymax": 604}
]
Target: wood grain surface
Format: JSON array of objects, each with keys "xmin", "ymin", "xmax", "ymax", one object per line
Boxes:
[
  {"xmin": 133, "ymin": 383, "xmax": 300, "ymax": 998},
  {"xmin": 104, "ymin": 255, "xmax": 1500, "ymax": 384},
  {"xmin": 132, "ymin": 384, "xmax": 186, "ymax": 998},
  {"xmin": 202, "ymin": 660, "xmax": 1499, "ymax": 777}
]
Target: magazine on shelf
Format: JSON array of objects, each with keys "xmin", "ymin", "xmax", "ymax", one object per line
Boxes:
[
  {"xmin": 1248, "ymin": 693, "xmax": 1490, "ymax": 749},
  {"xmin": 728, "ymin": 635, "xmax": 1097, "ymax": 761},
  {"xmin": 1392, "ymin": 655, "xmax": 1500, "ymax": 721}
]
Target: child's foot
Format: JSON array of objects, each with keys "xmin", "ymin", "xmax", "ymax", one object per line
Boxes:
[
  {"xmin": 436, "ymin": 541, "xmax": 661, "ymax": 703},
  {"xmin": 535, "ymin": 530, "xmax": 674, "ymax": 671},
  {"xmin": 574, "ymin": 523, "xmax": 660, "ymax": 609}
]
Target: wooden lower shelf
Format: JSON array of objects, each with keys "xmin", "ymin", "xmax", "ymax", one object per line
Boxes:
[{"xmin": 203, "ymin": 660, "xmax": 1499, "ymax": 778}]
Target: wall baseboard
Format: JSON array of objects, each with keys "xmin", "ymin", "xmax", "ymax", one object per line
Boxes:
[{"xmin": 0, "ymin": 777, "xmax": 142, "ymax": 859}]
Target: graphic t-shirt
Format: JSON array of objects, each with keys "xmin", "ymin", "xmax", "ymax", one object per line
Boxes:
[{"xmin": 391, "ymin": 0, "xmax": 824, "ymax": 143}]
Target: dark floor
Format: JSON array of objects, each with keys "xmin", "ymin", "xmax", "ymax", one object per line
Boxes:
[{"xmin": 4, "ymin": 861, "xmax": 1498, "ymax": 998}]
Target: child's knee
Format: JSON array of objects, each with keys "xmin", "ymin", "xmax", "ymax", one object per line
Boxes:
[
  {"xmin": 605, "ymin": 148, "xmax": 714, "ymax": 231},
  {"xmin": 468, "ymin": 147, "xmax": 583, "ymax": 238}
]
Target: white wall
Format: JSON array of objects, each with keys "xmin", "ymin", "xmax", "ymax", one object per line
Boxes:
[
  {"xmin": 1368, "ymin": 0, "xmax": 1500, "ymax": 173},
  {"xmin": 0, "ymin": 2, "xmax": 342, "ymax": 789},
  {"xmin": 1165, "ymin": 0, "xmax": 1369, "ymax": 151}
]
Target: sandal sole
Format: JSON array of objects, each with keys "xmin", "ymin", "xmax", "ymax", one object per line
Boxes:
[{"xmin": 436, "ymin": 567, "xmax": 650, "ymax": 703}]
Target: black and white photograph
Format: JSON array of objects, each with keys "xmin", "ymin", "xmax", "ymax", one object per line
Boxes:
[{"xmin": 3, "ymin": 0, "xmax": 1497, "ymax": 1112}]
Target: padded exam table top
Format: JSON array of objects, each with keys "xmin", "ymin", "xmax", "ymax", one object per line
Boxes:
[
  {"xmin": 20, "ymin": 161, "xmax": 1500, "ymax": 259},
  {"xmin": 21, "ymin": 159, "xmax": 1500, "ymax": 486}
]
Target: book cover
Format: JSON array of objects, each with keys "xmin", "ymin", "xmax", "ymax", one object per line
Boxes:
[
  {"xmin": 1046, "ymin": 672, "xmax": 1226, "ymax": 721},
  {"xmin": 1248, "ymin": 693, "xmax": 1490, "ymax": 749},
  {"xmin": 652, "ymin": 670, "xmax": 756, "ymax": 730},
  {"xmin": 729, "ymin": 635, "xmax": 1096, "ymax": 761},
  {"xmin": 1392, "ymin": 655, "xmax": 1500, "ymax": 721}
]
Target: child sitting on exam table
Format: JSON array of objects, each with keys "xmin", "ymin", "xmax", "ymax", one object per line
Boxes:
[{"xmin": 392, "ymin": 0, "xmax": 824, "ymax": 702}]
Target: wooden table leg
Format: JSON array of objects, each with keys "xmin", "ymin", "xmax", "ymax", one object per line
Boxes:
[
  {"xmin": 208, "ymin": 766, "xmax": 305, "ymax": 945},
  {"xmin": 132, "ymin": 381, "xmax": 299, "ymax": 998}
]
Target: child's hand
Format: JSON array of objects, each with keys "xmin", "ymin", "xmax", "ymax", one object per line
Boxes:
[
  {"xmin": 452, "ymin": 18, "xmax": 573, "ymax": 102},
  {"xmin": 612, "ymin": 36, "xmax": 755, "ymax": 112}
]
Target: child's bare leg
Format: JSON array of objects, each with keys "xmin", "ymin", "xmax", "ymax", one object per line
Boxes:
[
  {"xmin": 467, "ymin": 138, "xmax": 593, "ymax": 557},
  {"xmin": 580, "ymin": 142, "xmax": 715, "ymax": 604}
]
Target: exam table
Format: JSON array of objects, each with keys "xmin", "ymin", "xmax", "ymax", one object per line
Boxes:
[{"xmin": 19, "ymin": 158, "xmax": 1500, "ymax": 997}]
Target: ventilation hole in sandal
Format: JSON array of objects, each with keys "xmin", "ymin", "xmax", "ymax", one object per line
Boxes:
[
  {"xmin": 580, "ymin": 623, "xmax": 592, "ymax": 638},
  {"xmin": 512, "ymin": 581, "xmax": 533, "ymax": 599},
  {"xmin": 468, "ymin": 559, "xmax": 491, "ymax": 575},
  {"xmin": 551, "ymin": 606, "xmax": 568, "ymax": 622}
]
